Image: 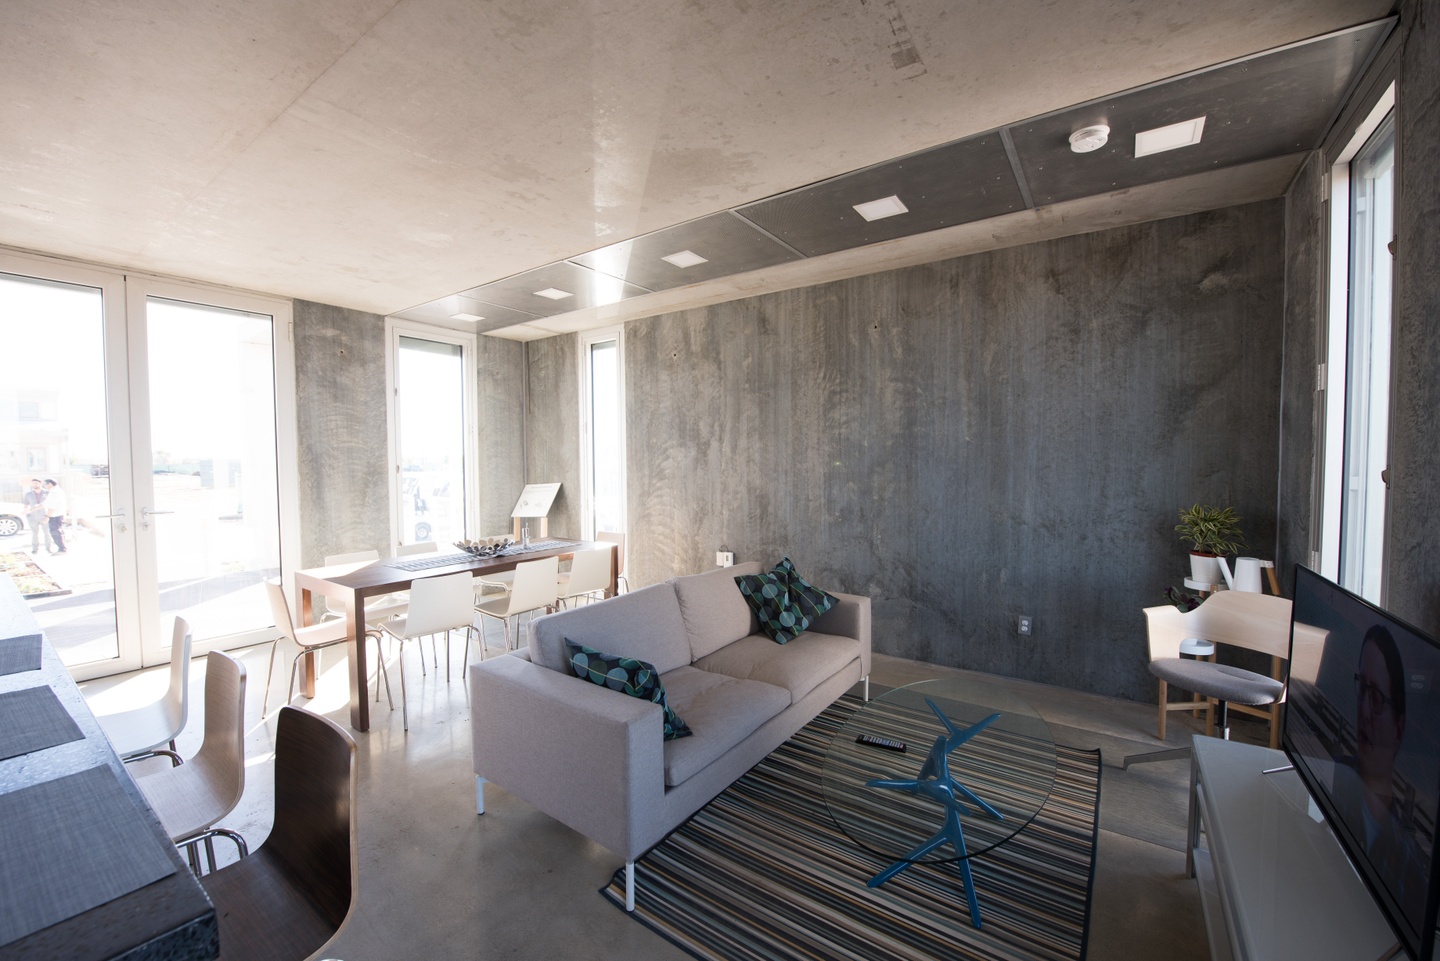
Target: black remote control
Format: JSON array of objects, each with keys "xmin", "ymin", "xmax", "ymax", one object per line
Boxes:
[{"xmin": 855, "ymin": 734, "xmax": 906, "ymax": 752}]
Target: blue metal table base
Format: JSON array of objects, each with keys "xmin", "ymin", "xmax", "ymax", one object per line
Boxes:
[{"xmin": 864, "ymin": 699, "xmax": 1004, "ymax": 929}]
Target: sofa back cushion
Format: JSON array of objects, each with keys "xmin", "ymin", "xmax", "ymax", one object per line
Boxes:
[
  {"xmin": 528, "ymin": 582, "xmax": 691, "ymax": 674},
  {"xmin": 670, "ymin": 561, "xmax": 763, "ymax": 661}
]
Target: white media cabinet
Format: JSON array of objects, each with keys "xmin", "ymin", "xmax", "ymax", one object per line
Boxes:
[{"xmin": 1188, "ymin": 736, "xmax": 1401, "ymax": 961}]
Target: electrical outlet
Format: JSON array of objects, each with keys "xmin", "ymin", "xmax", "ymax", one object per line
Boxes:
[
  {"xmin": 1017, "ymin": 615, "xmax": 1033, "ymax": 636},
  {"xmin": 716, "ymin": 551, "xmax": 735, "ymax": 568}
]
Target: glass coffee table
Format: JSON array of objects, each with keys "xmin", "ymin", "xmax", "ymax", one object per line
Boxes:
[{"xmin": 821, "ymin": 677, "xmax": 1057, "ymax": 928}]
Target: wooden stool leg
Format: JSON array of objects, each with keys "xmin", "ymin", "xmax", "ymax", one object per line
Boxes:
[{"xmin": 1157, "ymin": 680, "xmax": 1168, "ymax": 740}]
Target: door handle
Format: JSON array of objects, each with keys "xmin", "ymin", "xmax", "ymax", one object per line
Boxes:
[
  {"xmin": 141, "ymin": 507, "xmax": 173, "ymax": 530},
  {"xmin": 96, "ymin": 508, "xmax": 127, "ymax": 533}
]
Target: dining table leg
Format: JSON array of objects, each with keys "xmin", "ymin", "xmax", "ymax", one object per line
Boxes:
[
  {"xmin": 298, "ymin": 586, "xmax": 319, "ymax": 698},
  {"xmin": 346, "ymin": 590, "xmax": 371, "ymax": 732}
]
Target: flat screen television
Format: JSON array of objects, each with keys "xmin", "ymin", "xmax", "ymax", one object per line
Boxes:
[{"xmin": 1284, "ymin": 565, "xmax": 1440, "ymax": 961}]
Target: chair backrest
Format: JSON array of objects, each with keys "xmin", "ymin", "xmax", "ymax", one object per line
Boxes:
[
  {"xmin": 403, "ymin": 571, "xmax": 477, "ymax": 637},
  {"xmin": 561, "ymin": 548, "xmax": 612, "ymax": 600},
  {"xmin": 265, "ymin": 579, "xmax": 298, "ymax": 641},
  {"xmin": 1145, "ymin": 591, "xmax": 1293, "ymax": 662},
  {"xmin": 325, "ymin": 549, "xmax": 380, "ymax": 566},
  {"xmin": 596, "ymin": 531, "xmax": 625, "ymax": 576},
  {"xmin": 395, "ymin": 541, "xmax": 439, "ymax": 557},
  {"xmin": 508, "ymin": 555, "xmax": 561, "ymax": 615},
  {"xmin": 192, "ymin": 651, "xmax": 247, "ymax": 820},
  {"xmin": 268, "ymin": 705, "xmax": 358, "ymax": 933},
  {"xmin": 163, "ymin": 616, "xmax": 194, "ymax": 739}
]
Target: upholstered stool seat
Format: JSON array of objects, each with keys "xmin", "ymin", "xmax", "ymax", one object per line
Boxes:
[{"xmin": 1147, "ymin": 658, "xmax": 1284, "ymax": 707}]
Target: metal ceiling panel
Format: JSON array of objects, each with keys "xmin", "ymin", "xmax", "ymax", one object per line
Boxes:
[
  {"xmin": 460, "ymin": 261, "xmax": 652, "ymax": 318},
  {"xmin": 569, "ymin": 212, "xmax": 802, "ymax": 291},
  {"xmin": 1009, "ymin": 20, "xmax": 1391, "ymax": 207},
  {"xmin": 736, "ymin": 133, "xmax": 1025, "ymax": 257}
]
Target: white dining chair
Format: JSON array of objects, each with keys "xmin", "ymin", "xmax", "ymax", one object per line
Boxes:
[
  {"xmin": 263, "ymin": 579, "xmax": 392, "ymax": 716},
  {"xmin": 555, "ymin": 547, "xmax": 613, "ymax": 608},
  {"xmin": 95, "ymin": 616, "xmax": 193, "ymax": 764},
  {"xmin": 474, "ymin": 555, "xmax": 560, "ymax": 658},
  {"xmin": 596, "ymin": 531, "xmax": 629, "ymax": 593},
  {"xmin": 396, "ymin": 541, "xmax": 439, "ymax": 556},
  {"xmin": 135, "ymin": 650, "xmax": 249, "ymax": 874},
  {"xmin": 377, "ymin": 570, "xmax": 479, "ymax": 731}
]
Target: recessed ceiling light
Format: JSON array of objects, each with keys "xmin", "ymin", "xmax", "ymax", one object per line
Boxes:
[
  {"xmin": 450, "ymin": 311, "xmax": 484, "ymax": 322},
  {"xmin": 1134, "ymin": 116, "xmax": 1207, "ymax": 158},
  {"xmin": 661, "ymin": 249, "xmax": 708, "ymax": 268},
  {"xmin": 533, "ymin": 287, "xmax": 573, "ymax": 300},
  {"xmin": 852, "ymin": 195, "xmax": 909, "ymax": 222},
  {"xmin": 1068, "ymin": 124, "xmax": 1110, "ymax": 153}
]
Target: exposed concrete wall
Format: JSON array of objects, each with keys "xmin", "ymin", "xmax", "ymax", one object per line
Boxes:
[
  {"xmin": 1387, "ymin": 0, "xmax": 1440, "ymax": 633},
  {"xmin": 610, "ymin": 203, "xmax": 1284, "ymax": 701},
  {"xmin": 294, "ymin": 300, "xmax": 527, "ymax": 561},
  {"xmin": 477, "ymin": 335, "xmax": 527, "ymax": 536},
  {"xmin": 293, "ymin": 299, "xmax": 389, "ymax": 566},
  {"xmin": 522, "ymin": 336, "xmax": 582, "ymax": 539},
  {"xmin": 1276, "ymin": 152, "xmax": 1325, "ymax": 588}
]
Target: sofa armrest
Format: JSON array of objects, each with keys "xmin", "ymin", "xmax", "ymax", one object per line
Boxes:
[
  {"xmin": 812, "ymin": 592, "xmax": 872, "ymax": 678},
  {"xmin": 469, "ymin": 655, "xmax": 666, "ymax": 859}
]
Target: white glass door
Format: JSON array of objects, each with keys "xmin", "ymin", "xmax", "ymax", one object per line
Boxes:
[
  {"xmin": 127, "ymin": 284, "xmax": 294, "ymax": 663},
  {"xmin": 0, "ymin": 257, "xmax": 139, "ymax": 677},
  {"xmin": 0, "ymin": 250, "xmax": 297, "ymax": 679}
]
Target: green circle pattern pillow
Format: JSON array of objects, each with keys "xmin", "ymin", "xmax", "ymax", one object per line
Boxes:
[
  {"xmin": 735, "ymin": 556, "xmax": 837, "ymax": 644},
  {"xmin": 564, "ymin": 640, "xmax": 693, "ymax": 740}
]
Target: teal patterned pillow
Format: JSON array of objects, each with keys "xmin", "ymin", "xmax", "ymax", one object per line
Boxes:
[
  {"xmin": 735, "ymin": 557, "xmax": 837, "ymax": 644},
  {"xmin": 564, "ymin": 640, "xmax": 692, "ymax": 740}
]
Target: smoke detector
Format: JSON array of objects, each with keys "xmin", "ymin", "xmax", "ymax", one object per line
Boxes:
[{"xmin": 1069, "ymin": 124, "xmax": 1110, "ymax": 153}]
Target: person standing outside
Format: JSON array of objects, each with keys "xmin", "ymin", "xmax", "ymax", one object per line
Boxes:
[
  {"xmin": 42, "ymin": 479, "xmax": 67, "ymax": 554},
  {"xmin": 22, "ymin": 477, "xmax": 53, "ymax": 553}
]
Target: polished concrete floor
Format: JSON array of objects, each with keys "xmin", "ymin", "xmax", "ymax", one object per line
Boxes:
[{"xmin": 84, "ymin": 635, "xmax": 1270, "ymax": 960}]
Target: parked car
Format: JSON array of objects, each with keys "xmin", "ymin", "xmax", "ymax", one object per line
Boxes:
[{"xmin": 0, "ymin": 504, "xmax": 27, "ymax": 538}]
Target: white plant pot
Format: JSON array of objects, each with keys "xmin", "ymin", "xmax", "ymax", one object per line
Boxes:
[{"xmin": 1189, "ymin": 553, "xmax": 1222, "ymax": 585}]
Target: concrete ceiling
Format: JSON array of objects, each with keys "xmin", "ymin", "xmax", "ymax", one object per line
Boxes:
[{"xmin": 1, "ymin": 0, "xmax": 1393, "ymax": 339}]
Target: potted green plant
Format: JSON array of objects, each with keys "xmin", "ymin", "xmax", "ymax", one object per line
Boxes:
[{"xmin": 1174, "ymin": 504, "xmax": 1245, "ymax": 585}]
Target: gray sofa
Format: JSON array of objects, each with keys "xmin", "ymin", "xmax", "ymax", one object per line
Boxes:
[{"xmin": 469, "ymin": 560, "xmax": 872, "ymax": 909}]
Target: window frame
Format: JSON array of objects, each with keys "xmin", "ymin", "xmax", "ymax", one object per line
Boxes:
[
  {"xmin": 577, "ymin": 326, "xmax": 627, "ymax": 542},
  {"xmin": 383, "ymin": 318, "xmax": 480, "ymax": 548},
  {"xmin": 1319, "ymin": 81, "xmax": 1396, "ymax": 601}
]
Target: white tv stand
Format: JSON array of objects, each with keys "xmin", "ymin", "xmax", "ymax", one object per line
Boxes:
[{"xmin": 1188, "ymin": 736, "xmax": 1402, "ymax": 961}]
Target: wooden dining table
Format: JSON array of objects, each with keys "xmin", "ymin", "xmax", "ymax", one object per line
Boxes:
[{"xmin": 294, "ymin": 539, "xmax": 618, "ymax": 732}]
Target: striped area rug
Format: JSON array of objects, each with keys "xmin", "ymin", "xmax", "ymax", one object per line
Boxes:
[{"xmin": 601, "ymin": 694, "xmax": 1101, "ymax": 961}]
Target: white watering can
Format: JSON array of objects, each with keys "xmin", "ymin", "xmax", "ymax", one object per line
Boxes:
[{"xmin": 1218, "ymin": 556, "xmax": 1266, "ymax": 593}]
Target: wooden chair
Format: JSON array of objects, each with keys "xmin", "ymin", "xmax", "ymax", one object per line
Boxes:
[
  {"xmin": 95, "ymin": 616, "xmax": 192, "ymax": 764},
  {"xmin": 199, "ymin": 705, "xmax": 357, "ymax": 961},
  {"xmin": 1142, "ymin": 590, "xmax": 1292, "ymax": 748},
  {"xmin": 136, "ymin": 651, "xmax": 249, "ymax": 874}
]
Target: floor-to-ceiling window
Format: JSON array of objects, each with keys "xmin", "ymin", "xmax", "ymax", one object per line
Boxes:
[
  {"xmin": 387, "ymin": 321, "xmax": 477, "ymax": 547},
  {"xmin": 580, "ymin": 328, "xmax": 625, "ymax": 540},
  {"xmin": 1322, "ymin": 85, "xmax": 1395, "ymax": 605},
  {"xmin": 0, "ymin": 249, "xmax": 298, "ymax": 679}
]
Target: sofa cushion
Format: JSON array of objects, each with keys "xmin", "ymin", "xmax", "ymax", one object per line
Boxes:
[
  {"xmin": 564, "ymin": 641, "xmax": 692, "ymax": 740},
  {"xmin": 671, "ymin": 561, "xmax": 763, "ymax": 660},
  {"xmin": 659, "ymin": 666, "xmax": 789, "ymax": 787},
  {"xmin": 528, "ymin": 582, "xmax": 691, "ymax": 674},
  {"xmin": 735, "ymin": 557, "xmax": 836, "ymax": 643},
  {"xmin": 692, "ymin": 631, "xmax": 860, "ymax": 704}
]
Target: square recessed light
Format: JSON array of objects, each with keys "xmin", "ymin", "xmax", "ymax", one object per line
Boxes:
[
  {"xmin": 852, "ymin": 195, "xmax": 909, "ymax": 222},
  {"xmin": 661, "ymin": 249, "xmax": 708, "ymax": 269},
  {"xmin": 451, "ymin": 311, "xmax": 484, "ymax": 322},
  {"xmin": 533, "ymin": 287, "xmax": 573, "ymax": 300},
  {"xmin": 1134, "ymin": 116, "xmax": 1207, "ymax": 158}
]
